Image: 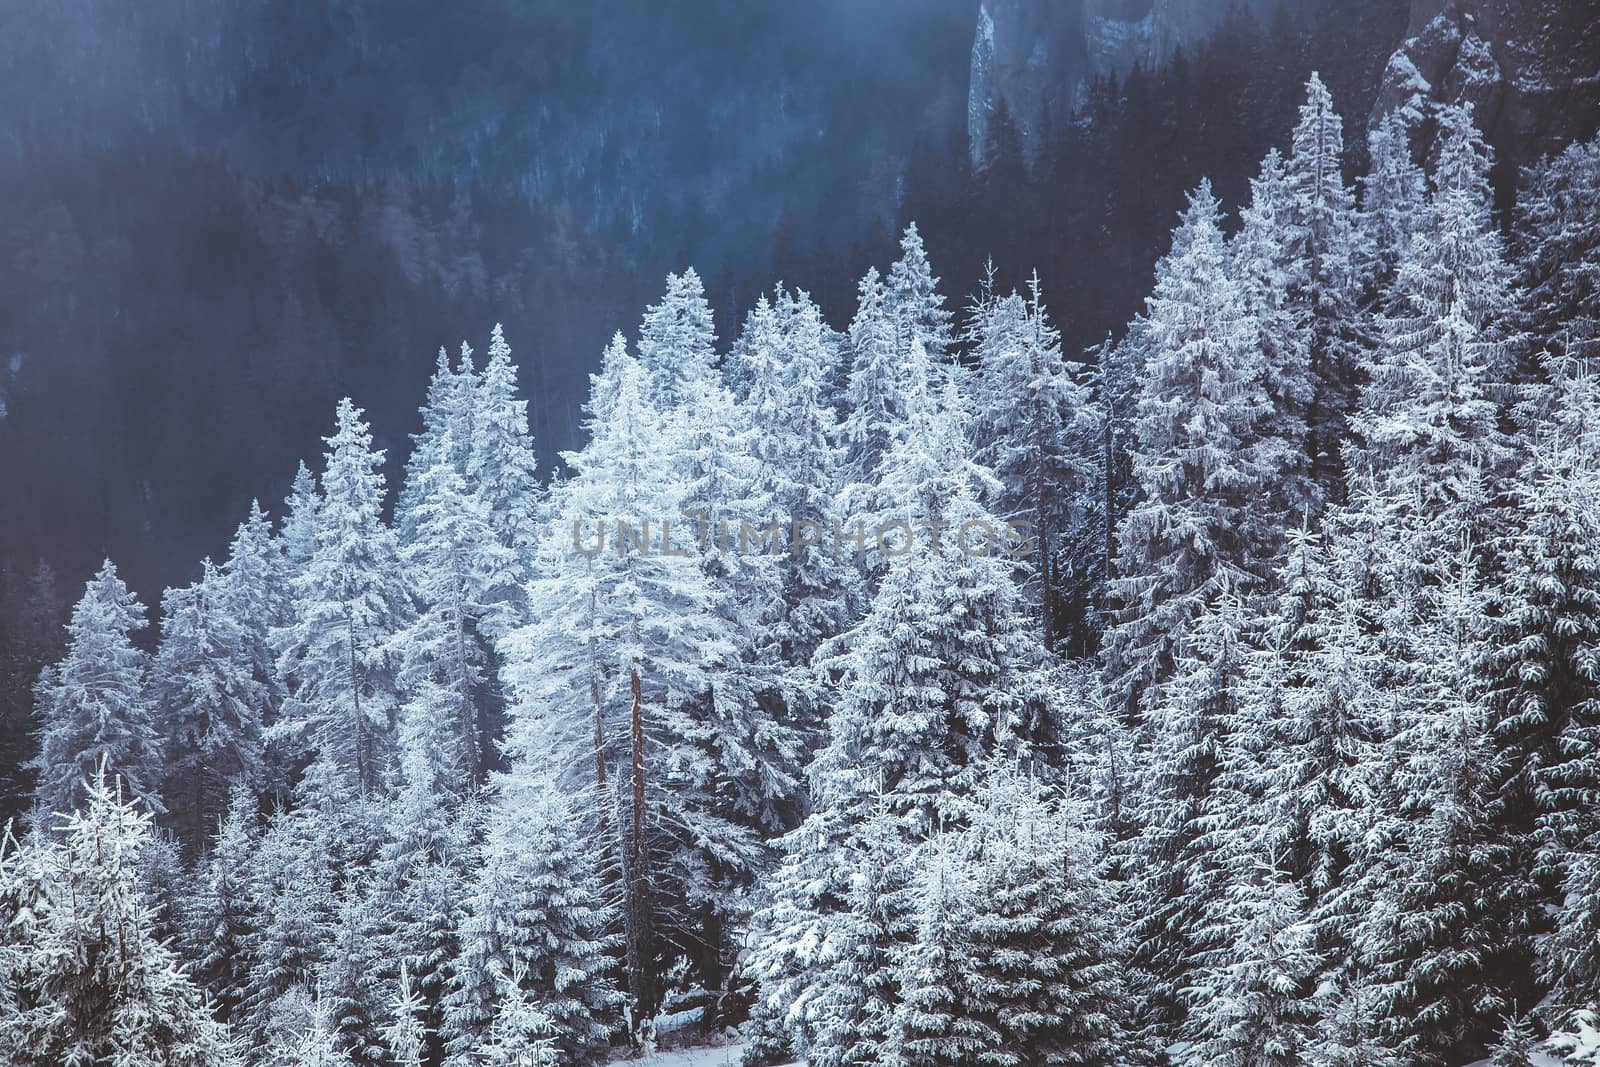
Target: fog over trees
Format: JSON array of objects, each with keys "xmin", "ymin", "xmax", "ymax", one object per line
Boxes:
[{"xmin": 4, "ymin": 3, "xmax": 1600, "ymax": 1066}]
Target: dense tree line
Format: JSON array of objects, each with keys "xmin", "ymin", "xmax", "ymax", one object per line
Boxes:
[
  {"xmin": 7, "ymin": 68, "xmax": 1600, "ymax": 1067},
  {"xmin": 0, "ymin": 2, "xmax": 1424, "ymax": 824},
  {"xmin": 0, "ymin": 0, "xmax": 974, "ymax": 272}
]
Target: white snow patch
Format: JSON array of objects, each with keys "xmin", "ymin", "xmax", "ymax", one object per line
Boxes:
[{"xmin": 611, "ymin": 1043, "xmax": 772, "ymax": 1067}]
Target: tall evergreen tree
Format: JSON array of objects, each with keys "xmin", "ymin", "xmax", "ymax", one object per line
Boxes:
[
  {"xmin": 968, "ymin": 272, "xmax": 1093, "ymax": 649},
  {"xmin": 185, "ymin": 784, "xmax": 262, "ymax": 1022},
  {"xmin": 468, "ymin": 324, "xmax": 542, "ymax": 634},
  {"xmin": 238, "ymin": 805, "xmax": 339, "ymax": 1038},
  {"xmin": 1360, "ymin": 112, "xmax": 1427, "ymax": 285},
  {"xmin": 443, "ymin": 775, "xmax": 622, "ymax": 1066},
  {"xmin": 1233, "ymin": 149, "xmax": 1317, "ymax": 524},
  {"xmin": 279, "ymin": 461, "xmax": 323, "ymax": 577},
  {"xmin": 1347, "ymin": 103, "xmax": 1517, "ymax": 559},
  {"xmin": 1499, "ymin": 368, "xmax": 1600, "ymax": 1009},
  {"xmin": 961, "ymin": 769, "xmax": 1135, "ymax": 1066},
  {"xmin": 275, "ymin": 399, "xmax": 412, "ymax": 800},
  {"xmin": 638, "ymin": 268, "xmax": 717, "ymax": 409},
  {"xmin": 884, "ymin": 222, "xmax": 954, "ymax": 366},
  {"xmin": 1104, "ymin": 181, "xmax": 1272, "ymax": 716},
  {"xmin": 0, "ymin": 772, "xmax": 242, "ymax": 1066},
  {"xmin": 396, "ymin": 429, "xmax": 501, "ymax": 789},
  {"xmin": 152, "ymin": 559, "xmax": 268, "ymax": 855},
  {"xmin": 840, "ymin": 266, "xmax": 904, "ymax": 484},
  {"xmin": 397, "ymin": 342, "xmax": 477, "ymax": 548},
  {"xmin": 1128, "ymin": 587, "xmax": 1251, "ymax": 1036},
  {"xmin": 1286, "ymin": 73, "xmax": 1363, "ymax": 497},
  {"xmin": 890, "ymin": 842, "xmax": 993, "ymax": 1067},
  {"xmin": 30, "ymin": 559, "xmax": 162, "ymax": 818},
  {"xmin": 1351, "ymin": 541, "xmax": 1517, "ymax": 1066},
  {"xmin": 499, "ymin": 357, "xmax": 755, "ymax": 1022}
]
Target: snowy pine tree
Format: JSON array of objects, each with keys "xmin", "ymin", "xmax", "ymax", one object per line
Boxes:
[
  {"xmin": 1360, "ymin": 112, "xmax": 1427, "ymax": 284},
  {"xmin": 1348, "ymin": 102, "xmax": 1517, "ymax": 535},
  {"xmin": 638, "ymin": 268, "xmax": 717, "ymax": 409},
  {"xmin": 443, "ymin": 774, "xmax": 621, "ymax": 1065},
  {"xmin": 961, "ymin": 768, "xmax": 1134, "ymax": 1066},
  {"xmin": 397, "ymin": 342, "xmax": 477, "ymax": 548},
  {"xmin": 1285, "ymin": 73, "xmax": 1363, "ymax": 496},
  {"xmin": 30, "ymin": 560, "xmax": 162, "ymax": 818},
  {"xmin": 967, "ymin": 272, "xmax": 1094, "ymax": 649},
  {"xmin": 0, "ymin": 771, "xmax": 242, "ymax": 1066},
  {"xmin": 841, "ymin": 266, "xmax": 904, "ymax": 484},
  {"xmin": 468, "ymin": 324, "xmax": 543, "ymax": 633},
  {"xmin": 890, "ymin": 842, "xmax": 993, "ymax": 1067},
  {"xmin": 185, "ymin": 784, "xmax": 261, "ymax": 1022},
  {"xmin": 885, "ymin": 222, "xmax": 954, "ymax": 367},
  {"xmin": 152, "ymin": 559, "xmax": 268, "ymax": 854},
  {"xmin": 396, "ymin": 428, "xmax": 502, "ymax": 789},
  {"xmin": 1105, "ymin": 181, "xmax": 1273, "ymax": 717},
  {"xmin": 275, "ymin": 399, "xmax": 412, "ymax": 800}
]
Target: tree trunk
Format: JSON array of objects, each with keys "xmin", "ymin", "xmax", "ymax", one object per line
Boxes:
[{"xmin": 623, "ymin": 664, "xmax": 657, "ymax": 1029}]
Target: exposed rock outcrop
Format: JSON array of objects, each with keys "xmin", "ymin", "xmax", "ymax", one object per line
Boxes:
[
  {"xmin": 1371, "ymin": 0, "xmax": 1600, "ymax": 165},
  {"xmin": 967, "ymin": 0, "xmax": 1284, "ymax": 163}
]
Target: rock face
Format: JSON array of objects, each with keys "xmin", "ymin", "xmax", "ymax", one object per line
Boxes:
[
  {"xmin": 1371, "ymin": 0, "xmax": 1600, "ymax": 163},
  {"xmin": 967, "ymin": 0, "xmax": 1282, "ymax": 163}
]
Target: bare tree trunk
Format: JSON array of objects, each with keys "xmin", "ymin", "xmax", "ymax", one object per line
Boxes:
[
  {"xmin": 1103, "ymin": 405, "xmax": 1115, "ymax": 610},
  {"xmin": 455, "ymin": 587, "xmax": 481, "ymax": 789},
  {"xmin": 591, "ymin": 591, "xmax": 610, "ymax": 842},
  {"xmin": 623, "ymin": 664, "xmax": 656, "ymax": 1030}
]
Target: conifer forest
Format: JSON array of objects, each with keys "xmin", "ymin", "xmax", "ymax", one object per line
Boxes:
[{"xmin": 3, "ymin": 2, "xmax": 1600, "ymax": 1065}]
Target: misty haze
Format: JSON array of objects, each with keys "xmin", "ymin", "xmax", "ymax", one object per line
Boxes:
[{"xmin": 2, "ymin": 1, "xmax": 1600, "ymax": 1065}]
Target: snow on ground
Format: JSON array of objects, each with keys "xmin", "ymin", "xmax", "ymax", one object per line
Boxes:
[{"xmin": 611, "ymin": 1042, "xmax": 771, "ymax": 1067}]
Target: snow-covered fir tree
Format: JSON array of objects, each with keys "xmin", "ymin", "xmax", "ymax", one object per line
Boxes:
[
  {"xmin": 443, "ymin": 773, "xmax": 621, "ymax": 1065},
  {"xmin": 275, "ymin": 399, "xmax": 413, "ymax": 800},
  {"xmin": 885, "ymin": 222, "xmax": 955, "ymax": 367},
  {"xmin": 395, "ymin": 428, "xmax": 501, "ymax": 789},
  {"xmin": 30, "ymin": 560, "xmax": 163, "ymax": 819},
  {"xmin": 840, "ymin": 265, "xmax": 904, "ymax": 484},
  {"xmin": 1360, "ymin": 111, "xmax": 1428, "ymax": 285},
  {"xmin": 1285, "ymin": 73, "xmax": 1363, "ymax": 498},
  {"xmin": 1499, "ymin": 367, "xmax": 1600, "ymax": 1010},
  {"xmin": 1347, "ymin": 103, "xmax": 1518, "ymax": 537},
  {"xmin": 742, "ymin": 287, "xmax": 853, "ymax": 668},
  {"xmin": 383, "ymin": 964, "xmax": 429, "ymax": 1067},
  {"xmin": 0, "ymin": 771, "xmax": 242, "ymax": 1066},
  {"xmin": 152, "ymin": 558, "xmax": 268, "ymax": 854},
  {"xmin": 959, "ymin": 768, "xmax": 1135, "ymax": 1066},
  {"xmin": 1185, "ymin": 859, "xmax": 1321, "ymax": 1067},
  {"xmin": 1350, "ymin": 540, "xmax": 1518, "ymax": 1066},
  {"xmin": 1104, "ymin": 180, "xmax": 1274, "ymax": 717},
  {"xmin": 396, "ymin": 342, "xmax": 477, "ymax": 548},
  {"xmin": 967, "ymin": 271, "xmax": 1094, "ymax": 650},
  {"xmin": 889, "ymin": 841, "xmax": 992, "ymax": 1067},
  {"xmin": 1514, "ymin": 136, "xmax": 1600, "ymax": 416},
  {"xmin": 185, "ymin": 784, "xmax": 262, "ymax": 1022},
  {"xmin": 279, "ymin": 461, "xmax": 323, "ymax": 576},
  {"xmin": 1127, "ymin": 586, "xmax": 1252, "ymax": 1038},
  {"xmin": 638, "ymin": 268, "xmax": 717, "ymax": 409},
  {"xmin": 1232, "ymin": 149, "xmax": 1316, "ymax": 525},
  {"xmin": 467, "ymin": 324, "xmax": 543, "ymax": 632},
  {"xmin": 238, "ymin": 804, "xmax": 340, "ymax": 1042}
]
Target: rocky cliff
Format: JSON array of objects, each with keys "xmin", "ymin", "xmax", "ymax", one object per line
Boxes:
[
  {"xmin": 971, "ymin": 0, "xmax": 1600, "ymax": 170},
  {"xmin": 967, "ymin": 0, "xmax": 1284, "ymax": 162},
  {"xmin": 1371, "ymin": 0, "xmax": 1600, "ymax": 164}
]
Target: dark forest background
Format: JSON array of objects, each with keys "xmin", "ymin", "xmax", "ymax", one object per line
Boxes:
[{"xmin": 0, "ymin": 0, "xmax": 1409, "ymax": 812}]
